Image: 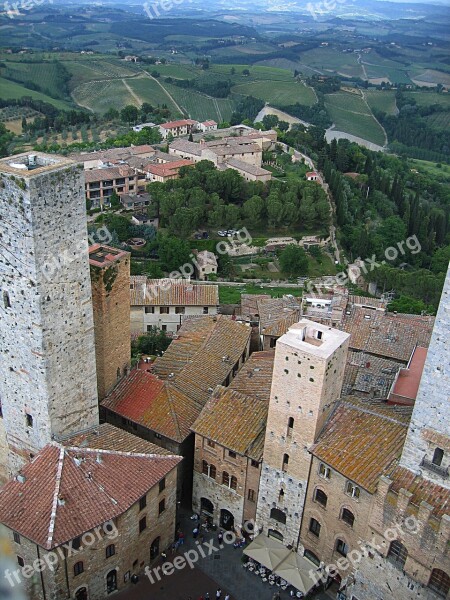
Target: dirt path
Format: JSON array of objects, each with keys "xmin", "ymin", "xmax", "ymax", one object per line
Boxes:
[
  {"xmin": 141, "ymin": 70, "xmax": 184, "ymax": 115},
  {"xmin": 122, "ymin": 78, "xmax": 143, "ymax": 106}
]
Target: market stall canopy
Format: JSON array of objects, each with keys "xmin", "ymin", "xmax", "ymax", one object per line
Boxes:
[
  {"xmin": 273, "ymin": 549, "xmax": 317, "ymax": 594},
  {"xmin": 243, "ymin": 533, "xmax": 290, "ymax": 570}
]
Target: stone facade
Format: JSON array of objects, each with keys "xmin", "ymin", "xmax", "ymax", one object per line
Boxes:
[
  {"xmin": 192, "ymin": 434, "xmax": 261, "ymax": 530},
  {"xmin": 0, "ymin": 153, "xmax": 99, "ymax": 477},
  {"xmin": 400, "ymin": 264, "xmax": 450, "ymax": 486},
  {"xmin": 256, "ymin": 321, "xmax": 349, "ymax": 548},
  {"xmin": 131, "ymin": 304, "xmax": 219, "ymax": 335},
  {"xmin": 89, "ymin": 245, "xmax": 131, "ymax": 401},
  {"xmin": 4, "ymin": 466, "xmax": 178, "ymax": 600}
]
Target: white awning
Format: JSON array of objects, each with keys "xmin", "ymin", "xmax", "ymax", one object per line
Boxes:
[{"xmin": 243, "ymin": 533, "xmax": 290, "ymax": 570}]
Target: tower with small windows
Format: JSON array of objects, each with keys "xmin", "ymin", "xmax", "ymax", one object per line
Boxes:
[
  {"xmin": 256, "ymin": 319, "xmax": 349, "ymax": 548},
  {"xmin": 0, "ymin": 153, "xmax": 99, "ymax": 480},
  {"xmin": 399, "ymin": 263, "xmax": 450, "ymax": 488}
]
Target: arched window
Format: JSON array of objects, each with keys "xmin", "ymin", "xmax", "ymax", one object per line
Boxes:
[
  {"xmin": 314, "ymin": 488, "xmax": 328, "ymax": 507},
  {"xmin": 202, "ymin": 461, "xmax": 216, "ymax": 479},
  {"xmin": 341, "ymin": 508, "xmax": 355, "ymax": 527},
  {"xmin": 336, "ymin": 538, "xmax": 348, "ymax": 557},
  {"xmin": 106, "ymin": 544, "xmax": 115, "ymax": 558},
  {"xmin": 270, "ymin": 507, "xmax": 286, "ymax": 524},
  {"xmin": 432, "ymin": 447, "xmax": 444, "ymax": 466},
  {"xmin": 230, "ymin": 476, "xmax": 237, "ymax": 490},
  {"xmin": 309, "ymin": 518, "xmax": 321, "ymax": 537},
  {"xmin": 387, "ymin": 540, "xmax": 408, "ymax": 568},
  {"xmin": 268, "ymin": 529, "xmax": 283, "ymax": 542},
  {"xmin": 304, "ymin": 549, "xmax": 320, "ymax": 566},
  {"xmin": 287, "ymin": 417, "xmax": 294, "ymax": 438},
  {"xmin": 106, "ymin": 570, "xmax": 117, "ymax": 594},
  {"xmin": 282, "ymin": 453, "xmax": 289, "ymax": 471},
  {"xmin": 222, "ymin": 471, "xmax": 229, "ymax": 486},
  {"xmin": 75, "ymin": 588, "xmax": 88, "ymax": 600},
  {"xmin": 428, "ymin": 569, "xmax": 450, "ymax": 598},
  {"xmin": 210, "ymin": 464, "xmax": 216, "ymax": 479},
  {"xmin": 345, "ymin": 481, "xmax": 360, "ymax": 499},
  {"xmin": 74, "ymin": 561, "xmax": 84, "ymax": 576}
]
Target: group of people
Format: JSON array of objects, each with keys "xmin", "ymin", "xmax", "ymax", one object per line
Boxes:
[{"xmin": 188, "ymin": 590, "xmax": 230, "ymax": 600}]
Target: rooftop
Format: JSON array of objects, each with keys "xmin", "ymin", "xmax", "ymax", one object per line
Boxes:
[
  {"xmin": 130, "ymin": 277, "xmax": 219, "ymax": 306},
  {"xmin": 258, "ymin": 296, "xmax": 301, "ymax": 338},
  {"xmin": 160, "ymin": 119, "xmax": 197, "ymax": 129},
  {"xmin": 225, "ymin": 158, "xmax": 271, "ymax": 176},
  {"xmin": 192, "ymin": 386, "xmax": 268, "ymax": 461},
  {"xmin": 0, "ymin": 152, "xmax": 75, "ymax": 176},
  {"xmin": 229, "ymin": 350, "xmax": 275, "ymax": 402},
  {"xmin": 277, "ymin": 319, "xmax": 350, "ymax": 358},
  {"xmin": 311, "ymin": 397, "xmax": 412, "ymax": 493},
  {"xmin": 170, "ymin": 140, "xmax": 203, "ymax": 156},
  {"xmin": 89, "ymin": 244, "xmax": 129, "ymax": 267},
  {"xmin": 84, "ymin": 165, "xmax": 135, "ymax": 183},
  {"xmin": 0, "ymin": 443, "xmax": 181, "ymax": 549},
  {"xmin": 342, "ymin": 350, "xmax": 401, "ymax": 399},
  {"xmin": 388, "ymin": 346, "xmax": 428, "ymax": 404}
]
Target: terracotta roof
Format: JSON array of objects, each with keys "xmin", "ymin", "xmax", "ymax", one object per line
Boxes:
[
  {"xmin": 311, "ymin": 397, "xmax": 412, "ymax": 493},
  {"xmin": 388, "ymin": 465, "xmax": 450, "ymax": 520},
  {"xmin": 130, "ymin": 277, "xmax": 219, "ymax": 307},
  {"xmin": 0, "ymin": 443, "xmax": 181, "ymax": 549},
  {"xmin": 192, "ymin": 385, "xmax": 268, "ymax": 461},
  {"xmin": 64, "ymin": 423, "xmax": 172, "ymax": 455},
  {"xmin": 342, "ymin": 351, "xmax": 401, "ymax": 399},
  {"xmin": 144, "ymin": 159, "xmax": 193, "ymax": 177},
  {"xmin": 388, "ymin": 346, "xmax": 427, "ymax": 404},
  {"xmin": 229, "ymin": 350, "xmax": 275, "ymax": 402},
  {"xmin": 84, "ymin": 165, "xmax": 135, "ymax": 183},
  {"xmin": 202, "ymin": 120, "xmax": 217, "ymax": 126},
  {"xmin": 240, "ymin": 294, "xmax": 270, "ymax": 318},
  {"xmin": 225, "ymin": 158, "xmax": 271, "ymax": 176},
  {"xmin": 341, "ymin": 309, "xmax": 434, "ymax": 362},
  {"xmin": 101, "ymin": 370, "xmax": 198, "ymax": 443},
  {"xmin": 160, "ymin": 119, "xmax": 197, "ymax": 129},
  {"xmin": 195, "ymin": 250, "xmax": 217, "ymax": 267},
  {"xmin": 170, "ymin": 140, "xmax": 203, "ymax": 156},
  {"xmin": 258, "ymin": 296, "xmax": 301, "ymax": 337}
]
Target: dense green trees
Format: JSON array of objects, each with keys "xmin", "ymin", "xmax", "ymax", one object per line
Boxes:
[{"xmin": 279, "ymin": 244, "xmax": 309, "ymax": 277}]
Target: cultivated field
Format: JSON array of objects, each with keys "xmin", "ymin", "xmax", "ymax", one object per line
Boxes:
[
  {"xmin": 0, "ymin": 77, "xmax": 72, "ymax": 110},
  {"xmin": 325, "ymin": 91, "xmax": 386, "ymax": 146},
  {"xmin": 298, "ymin": 48, "xmax": 364, "ymax": 78},
  {"xmin": 405, "ymin": 92, "xmax": 450, "ymax": 108},
  {"xmin": 231, "ymin": 79, "xmax": 316, "ymax": 107},
  {"xmin": 364, "ymin": 90, "xmax": 398, "ymax": 115},
  {"xmin": 161, "ymin": 82, "xmax": 236, "ymax": 122}
]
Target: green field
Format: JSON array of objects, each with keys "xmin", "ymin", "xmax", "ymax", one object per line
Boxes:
[
  {"xmin": 325, "ymin": 91, "xmax": 386, "ymax": 146},
  {"xmin": 423, "ymin": 111, "xmax": 450, "ymax": 132},
  {"xmin": 364, "ymin": 63, "xmax": 412, "ymax": 84},
  {"xmin": 364, "ymin": 90, "xmax": 398, "ymax": 115},
  {"xmin": 162, "ymin": 82, "xmax": 237, "ymax": 122},
  {"xmin": 0, "ymin": 77, "xmax": 72, "ymax": 110},
  {"xmin": 409, "ymin": 159, "xmax": 450, "ymax": 183},
  {"xmin": 126, "ymin": 77, "xmax": 180, "ymax": 113},
  {"xmin": 298, "ymin": 48, "xmax": 364, "ymax": 78},
  {"xmin": 231, "ymin": 80, "xmax": 316, "ymax": 107},
  {"xmin": 62, "ymin": 57, "xmax": 140, "ymax": 89},
  {"xmin": 218, "ymin": 284, "xmax": 303, "ymax": 304},
  {"xmin": 1, "ymin": 61, "xmax": 68, "ymax": 99},
  {"xmin": 405, "ymin": 92, "xmax": 450, "ymax": 108}
]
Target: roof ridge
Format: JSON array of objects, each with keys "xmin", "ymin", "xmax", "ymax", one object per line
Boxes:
[
  {"xmin": 64, "ymin": 446, "xmax": 182, "ymax": 460},
  {"xmin": 166, "ymin": 384, "xmax": 186, "ymax": 440},
  {"xmin": 341, "ymin": 399, "xmax": 411, "ymax": 425},
  {"xmin": 46, "ymin": 445, "xmax": 65, "ymax": 549}
]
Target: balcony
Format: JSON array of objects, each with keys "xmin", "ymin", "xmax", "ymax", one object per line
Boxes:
[{"xmin": 421, "ymin": 457, "xmax": 449, "ymax": 479}]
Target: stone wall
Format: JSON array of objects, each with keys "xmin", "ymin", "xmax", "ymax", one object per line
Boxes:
[
  {"xmin": 0, "ymin": 156, "xmax": 99, "ymax": 477},
  {"xmin": 5, "ymin": 467, "xmax": 178, "ymax": 600}
]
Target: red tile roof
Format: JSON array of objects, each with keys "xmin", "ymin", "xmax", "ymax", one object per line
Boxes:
[
  {"xmin": 130, "ymin": 277, "xmax": 219, "ymax": 307},
  {"xmin": 388, "ymin": 346, "xmax": 427, "ymax": 404},
  {"xmin": 144, "ymin": 159, "xmax": 193, "ymax": 177},
  {"xmin": 160, "ymin": 119, "xmax": 197, "ymax": 129},
  {"xmin": 0, "ymin": 444, "xmax": 181, "ymax": 549}
]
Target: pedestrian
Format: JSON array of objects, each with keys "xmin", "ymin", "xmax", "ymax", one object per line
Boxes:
[
  {"xmin": 205, "ymin": 594, "xmax": 210, "ymax": 600},
  {"xmin": 178, "ymin": 531, "xmax": 185, "ymax": 545},
  {"xmin": 216, "ymin": 588, "xmax": 222, "ymax": 599},
  {"xmin": 218, "ymin": 531, "xmax": 223, "ymax": 545},
  {"xmin": 224, "ymin": 595, "xmax": 230, "ymax": 600},
  {"xmin": 193, "ymin": 526, "xmax": 199, "ymax": 539}
]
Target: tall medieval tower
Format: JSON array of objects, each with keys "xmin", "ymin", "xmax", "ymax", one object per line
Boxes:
[
  {"xmin": 399, "ymin": 263, "xmax": 450, "ymax": 488},
  {"xmin": 0, "ymin": 153, "xmax": 99, "ymax": 479},
  {"xmin": 256, "ymin": 320, "xmax": 349, "ymax": 548}
]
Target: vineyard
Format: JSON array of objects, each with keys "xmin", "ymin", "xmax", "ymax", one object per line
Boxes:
[
  {"xmin": 231, "ymin": 79, "xmax": 316, "ymax": 107},
  {"xmin": 364, "ymin": 90, "xmax": 398, "ymax": 115}
]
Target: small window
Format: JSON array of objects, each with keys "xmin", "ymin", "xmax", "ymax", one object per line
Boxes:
[
  {"xmin": 17, "ymin": 556, "xmax": 24, "ymax": 567},
  {"xmin": 336, "ymin": 539, "xmax": 348, "ymax": 557},
  {"xmin": 315, "ymin": 488, "xmax": 328, "ymax": 507},
  {"xmin": 139, "ymin": 495, "xmax": 147, "ymax": 511},
  {"xmin": 106, "ymin": 544, "xmax": 115, "ymax": 558},
  {"xmin": 158, "ymin": 499, "xmax": 165, "ymax": 515},
  {"xmin": 175, "ymin": 307, "xmax": 185, "ymax": 314},
  {"xmin": 248, "ymin": 489, "xmax": 255, "ymax": 502},
  {"xmin": 319, "ymin": 463, "xmax": 331, "ymax": 479},
  {"xmin": 203, "ymin": 307, "xmax": 209, "ymax": 314},
  {"xmin": 161, "ymin": 325, "xmax": 167, "ymax": 332},
  {"xmin": 346, "ymin": 482, "xmax": 360, "ymax": 499},
  {"xmin": 287, "ymin": 417, "xmax": 294, "ymax": 438},
  {"xmin": 160, "ymin": 307, "xmax": 169, "ymax": 314},
  {"xmin": 25, "ymin": 414, "xmax": 33, "ymax": 428},
  {"xmin": 228, "ymin": 450, "xmax": 237, "ymax": 459},
  {"xmin": 13, "ymin": 532, "xmax": 20, "ymax": 544},
  {"xmin": 222, "ymin": 471, "xmax": 229, "ymax": 486},
  {"xmin": 387, "ymin": 540, "xmax": 408, "ymax": 568},
  {"xmin": 270, "ymin": 508, "xmax": 286, "ymax": 524},
  {"xmin": 207, "ymin": 439, "xmax": 215, "ymax": 448},
  {"xmin": 309, "ymin": 518, "xmax": 321, "ymax": 537},
  {"xmin": 74, "ymin": 561, "xmax": 84, "ymax": 576},
  {"xmin": 432, "ymin": 447, "xmax": 444, "ymax": 467},
  {"xmin": 270, "ymin": 338, "xmax": 276, "ymax": 348},
  {"xmin": 203, "ymin": 461, "xmax": 216, "ymax": 479},
  {"xmin": 341, "ymin": 508, "xmax": 355, "ymax": 527},
  {"xmin": 3, "ymin": 291, "xmax": 11, "ymax": 309},
  {"xmin": 145, "ymin": 307, "xmax": 155, "ymax": 314},
  {"xmin": 428, "ymin": 569, "xmax": 450, "ymax": 598},
  {"xmin": 304, "ymin": 549, "xmax": 320, "ymax": 566},
  {"xmin": 139, "ymin": 517, "xmax": 147, "ymax": 533},
  {"xmin": 251, "ymin": 459, "xmax": 259, "ymax": 468},
  {"xmin": 72, "ymin": 537, "xmax": 81, "ymax": 551},
  {"xmin": 159, "ymin": 478, "xmax": 166, "ymax": 493},
  {"xmin": 230, "ymin": 476, "xmax": 237, "ymax": 491},
  {"xmin": 282, "ymin": 454, "xmax": 289, "ymax": 472}
]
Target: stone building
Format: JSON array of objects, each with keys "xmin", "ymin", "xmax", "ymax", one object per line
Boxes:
[
  {"xmin": 0, "ymin": 153, "xmax": 99, "ymax": 481},
  {"xmin": 191, "ymin": 350, "xmax": 274, "ymax": 531},
  {"xmin": 89, "ymin": 245, "xmax": 131, "ymax": 401},
  {"xmin": 345, "ymin": 264, "xmax": 450, "ymax": 600},
  {"xmin": 129, "ymin": 276, "xmax": 219, "ymax": 335},
  {"xmin": 0, "ymin": 439, "xmax": 181, "ymax": 600},
  {"xmin": 256, "ymin": 320, "xmax": 350, "ymax": 548},
  {"xmin": 192, "ymin": 250, "xmax": 218, "ymax": 281}
]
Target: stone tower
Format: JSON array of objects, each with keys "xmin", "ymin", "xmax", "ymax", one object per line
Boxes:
[
  {"xmin": 399, "ymin": 263, "xmax": 450, "ymax": 487},
  {"xmin": 89, "ymin": 244, "xmax": 131, "ymax": 401},
  {"xmin": 0, "ymin": 152, "xmax": 99, "ymax": 479},
  {"xmin": 256, "ymin": 319, "xmax": 349, "ymax": 548}
]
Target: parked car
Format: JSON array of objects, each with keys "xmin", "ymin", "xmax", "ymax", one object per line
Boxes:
[{"xmin": 218, "ymin": 230, "xmax": 227, "ymax": 237}]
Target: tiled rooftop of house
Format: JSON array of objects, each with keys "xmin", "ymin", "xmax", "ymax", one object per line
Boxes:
[
  {"xmin": 170, "ymin": 140, "xmax": 203, "ymax": 156},
  {"xmin": 342, "ymin": 350, "xmax": 402, "ymax": 399},
  {"xmin": 144, "ymin": 159, "xmax": 193, "ymax": 177},
  {"xmin": 341, "ymin": 308, "xmax": 434, "ymax": 362},
  {"xmin": 192, "ymin": 385, "xmax": 268, "ymax": 461},
  {"xmin": 240, "ymin": 294, "xmax": 270, "ymax": 319},
  {"xmin": 0, "ymin": 443, "xmax": 181, "ymax": 549},
  {"xmin": 229, "ymin": 350, "xmax": 275, "ymax": 402},
  {"xmin": 311, "ymin": 397, "xmax": 412, "ymax": 493},
  {"xmin": 195, "ymin": 250, "xmax": 218, "ymax": 267},
  {"xmin": 130, "ymin": 277, "xmax": 219, "ymax": 306},
  {"xmin": 225, "ymin": 158, "xmax": 271, "ymax": 176},
  {"xmin": 89, "ymin": 244, "xmax": 129, "ymax": 267},
  {"xmin": 258, "ymin": 296, "xmax": 301, "ymax": 338},
  {"xmin": 388, "ymin": 346, "xmax": 427, "ymax": 404},
  {"xmin": 387, "ymin": 465, "xmax": 450, "ymax": 520},
  {"xmin": 84, "ymin": 165, "xmax": 135, "ymax": 182},
  {"xmin": 63, "ymin": 423, "xmax": 172, "ymax": 455},
  {"xmin": 160, "ymin": 119, "xmax": 197, "ymax": 129}
]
